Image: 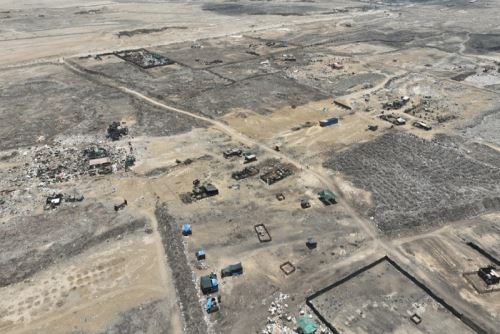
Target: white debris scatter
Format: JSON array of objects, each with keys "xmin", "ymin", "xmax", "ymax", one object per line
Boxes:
[{"xmin": 261, "ymin": 292, "xmax": 331, "ymax": 334}]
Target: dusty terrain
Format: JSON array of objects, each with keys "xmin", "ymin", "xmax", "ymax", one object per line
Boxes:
[{"xmin": 0, "ymin": 1, "xmax": 499, "ymax": 334}]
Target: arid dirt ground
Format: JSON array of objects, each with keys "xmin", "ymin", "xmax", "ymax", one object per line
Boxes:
[{"xmin": 1, "ymin": 1, "xmax": 499, "ymax": 334}]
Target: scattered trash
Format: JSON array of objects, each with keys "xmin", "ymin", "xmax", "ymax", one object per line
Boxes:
[
  {"xmin": 246, "ymin": 50, "xmax": 260, "ymax": 56},
  {"xmin": 306, "ymin": 237, "xmax": 318, "ymax": 249},
  {"xmin": 45, "ymin": 193, "xmax": 63, "ymax": 210},
  {"xmin": 276, "ymin": 193, "xmax": 285, "ymax": 201},
  {"xmin": 301, "ymin": 199, "xmax": 311, "ymax": 209},
  {"xmin": 265, "ymin": 41, "xmax": 288, "ymax": 48},
  {"xmin": 329, "ymin": 62, "xmax": 344, "ymax": 70},
  {"xmin": 412, "ymin": 121, "xmax": 432, "ymax": 131},
  {"xmin": 114, "ymin": 199, "xmax": 127, "ymax": 212},
  {"xmin": 204, "ymin": 59, "xmax": 223, "ymax": 66},
  {"xmin": 30, "ymin": 143, "xmax": 128, "ymax": 183},
  {"xmin": 191, "ymin": 41, "xmax": 202, "ymax": 49},
  {"xmin": 45, "ymin": 192, "xmax": 84, "ymax": 210}
]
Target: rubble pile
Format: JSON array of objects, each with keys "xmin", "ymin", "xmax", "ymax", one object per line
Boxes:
[
  {"xmin": 107, "ymin": 121, "xmax": 129, "ymax": 141},
  {"xmin": 383, "ymin": 96, "xmax": 410, "ymax": 110},
  {"xmin": 31, "ymin": 143, "xmax": 129, "ymax": 183},
  {"xmin": 263, "ymin": 293, "xmax": 294, "ymax": 334},
  {"xmin": 262, "ymin": 293, "xmax": 330, "ymax": 334},
  {"xmin": 45, "ymin": 191, "xmax": 84, "ymax": 210}
]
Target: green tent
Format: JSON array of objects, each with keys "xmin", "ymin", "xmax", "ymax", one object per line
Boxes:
[{"xmin": 297, "ymin": 316, "xmax": 319, "ymax": 334}]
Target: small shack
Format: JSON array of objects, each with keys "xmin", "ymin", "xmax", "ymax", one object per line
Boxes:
[
  {"xmin": 204, "ymin": 184, "xmax": 219, "ymax": 196},
  {"xmin": 221, "ymin": 263, "xmax": 243, "ymax": 278},
  {"xmin": 200, "ymin": 273, "xmax": 219, "ymax": 294},
  {"xmin": 318, "ymin": 189, "xmax": 337, "ymax": 205},
  {"xmin": 244, "ymin": 153, "xmax": 257, "ymax": 163},
  {"xmin": 182, "ymin": 224, "xmax": 192, "ymax": 236},
  {"xmin": 306, "ymin": 237, "xmax": 317, "ymax": 249},
  {"xmin": 297, "ymin": 316, "xmax": 318, "ymax": 334},
  {"xmin": 196, "ymin": 248, "xmax": 206, "ymax": 260}
]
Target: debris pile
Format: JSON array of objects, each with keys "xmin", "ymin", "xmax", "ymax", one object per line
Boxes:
[
  {"xmin": 263, "ymin": 294, "xmax": 330, "ymax": 334},
  {"xmin": 412, "ymin": 121, "xmax": 432, "ymax": 131},
  {"xmin": 379, "ymin": 114, "xmax": 406, "ymax": 126},
  {"xmin": 260, "ymin": 163, "xmax": 294, "ymax": 185},
  {"xmin": 328, "ymin": 62, "xmax": 344, "ymax": 70},
  {"xmin": 31, "ymin": 143, "xmax": 128, "ymax": 183},
  {"xmin": 180, "ymin": 179, "xmax": 219, "ymax": 203},
  {"xmin": 223, "ymin": 148, "xmax": 243, "ymax": 159},
  {"xmin": 45, "ymin": 191, "xmax": 84, "ymax": 210},
  {"xmin": 263, "ymin": 293, "xmax": 294, "ymax": 334},
  {"xmin": 107, "ymin": 122, "xmax": 128, "ymax": 141},
  {"xmin": 232, "ymin": 166, "xmax": 259, "ymax": 180},
  {"xmin": 383, "ymin": 96, "xmax": 410, "ymax": 110},
  {"xmin": 282, "ymin": 54, "xmax": 296, "ymax": 62}
]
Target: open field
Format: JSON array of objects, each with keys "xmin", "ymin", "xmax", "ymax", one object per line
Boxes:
[{"xmin": 1, "ymin": 1, "xmax": 500, "ymax": 333}]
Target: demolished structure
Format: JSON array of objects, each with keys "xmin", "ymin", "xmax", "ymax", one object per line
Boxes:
[
  {"xmin": 232, "ymin": 166, "xmax": 259, "ymax": 180},
  {"xmin": 383, "ymin": 96, "xmax": 410, "ymax": 110},
  {"xmin": 260, "ymin": 164, "xmax": 293, "ymax": 185}
]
